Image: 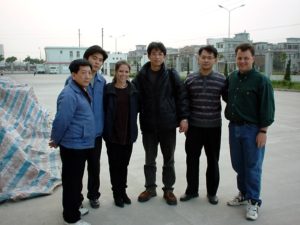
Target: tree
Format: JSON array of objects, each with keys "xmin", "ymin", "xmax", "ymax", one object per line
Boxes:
[
  {"xmin": 0, "ymin": 54, "xmax": 4, "ymax": 62},
  {"xmin": 273, "ymin": 52, "xmax": 287, "ymax": 72},
  {"xmin": 284, "ymin": 59, "xmax": 291, "ymax": 82},
  {"xmin": 224, "ymin": 61, "xmax": 228, "ymax": 77},
  {"xmin": 23, "ymin": 56, "xmax": 44, "ymax": 64},
  {"xmin": 5, "ymin": 56, "xmax": 17, "ymax": 72}
]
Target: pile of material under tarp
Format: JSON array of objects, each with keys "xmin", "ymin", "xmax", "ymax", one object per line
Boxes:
[{"xmin": 0, "ymin": 77, "xmax": 61, "ymax": 203}]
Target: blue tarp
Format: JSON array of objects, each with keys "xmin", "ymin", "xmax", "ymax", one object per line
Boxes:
[{"xmin": 0, "ymin": 77, "xmax": 61, "ymax": 203}]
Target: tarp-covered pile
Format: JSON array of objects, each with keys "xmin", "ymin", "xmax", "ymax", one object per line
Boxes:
[{"xmin": 0, "ymin": 77, "xmax": 61, "ymax": 203}]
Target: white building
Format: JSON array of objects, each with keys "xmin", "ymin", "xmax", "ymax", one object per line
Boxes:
[
  {"xmin": 103, "ymin": 52, "xmax": 127, "ymax": 76},
  {"xmin": 207, "ymin": 32, "xmax": 251, "ymax": 72},
  {"xmin": 44, "ymin": 46, "xmax": 128, "ymax": 75},
  {"xmin": 44, "ymin": 47, "xmax": 87, "ymax": 74}
]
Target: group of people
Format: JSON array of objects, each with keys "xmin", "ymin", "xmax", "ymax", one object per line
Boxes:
[{"xmin": 49, "ymin": 42, "xmax": 275, "ymax": 225}]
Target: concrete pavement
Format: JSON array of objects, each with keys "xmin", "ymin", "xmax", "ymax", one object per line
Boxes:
[{"xmin": 0, "ymin": 74, "xmax": 300, "ymax": 225}]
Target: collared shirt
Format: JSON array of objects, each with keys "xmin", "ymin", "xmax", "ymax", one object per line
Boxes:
[{"xmin": 225, "ymin": 68, "xmax": 275, "ymax": 128}]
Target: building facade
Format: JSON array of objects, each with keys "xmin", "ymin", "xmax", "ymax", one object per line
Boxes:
[{"xmin": 44, "ymin": 47, "xmax": 87, "ymax": 74}]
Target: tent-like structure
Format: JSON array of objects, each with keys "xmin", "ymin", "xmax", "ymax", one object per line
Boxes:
[{"xmin": 0, "ymin": 77, "xmax": 61, "ymax": 203}]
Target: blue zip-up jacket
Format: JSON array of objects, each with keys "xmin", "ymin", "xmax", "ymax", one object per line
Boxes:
[
  {"xmin": 51, "ymin": 80, "xmax": 95, "ymax": 149},
  {"xmin": 65, "ymin": 72, "xmax": 106, "ymax": 137}
]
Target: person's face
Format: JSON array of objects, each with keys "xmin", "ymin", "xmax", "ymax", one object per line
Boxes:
[
  {"xmin": 72, "ymin": 65, "xmax": 92, "ymax": 87},
  {"xmin": 148, "ymin": 49, "xmax": 166, "ymax": 68},
  {"xmin": 236, "ymin": 49, "xmax": 255, "ymax": 73},
  {"xmin": 198, "ymin": 50, "xmax": 216, "ymax": 72},
  {"xmin": 116, "ymin": 64, "xmax": 130, "ymax": 83},
  {"xmin": 87, "ymin": 53, "xmax": 104, "ymax": 73}
]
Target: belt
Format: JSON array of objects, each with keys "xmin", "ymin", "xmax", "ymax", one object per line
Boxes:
[{"xmin": 231, "ymin": 121, "xmax": 252, "ymax": 126}]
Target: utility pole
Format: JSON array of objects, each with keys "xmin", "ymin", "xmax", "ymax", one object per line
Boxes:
[
  {"xmin": 101, "ymin": 27, "xmax": 104, "ymax": 48},
  {"xmin": 78, "ymin": 29, "xmax": 81, "ymax": 48},
  {"xmin": 218, "ymin": 4, "xmax": 245, "ymax": 38}
]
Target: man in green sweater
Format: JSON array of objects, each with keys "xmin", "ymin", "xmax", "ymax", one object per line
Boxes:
[{"xmin": 225, "ymin": 43, "xmax": 275, "ymax": 221}]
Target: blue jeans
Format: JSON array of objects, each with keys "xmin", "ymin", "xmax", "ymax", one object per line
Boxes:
[{"xmin": 229, "ymin": 122, "xmax": 265, "ymax": 205}]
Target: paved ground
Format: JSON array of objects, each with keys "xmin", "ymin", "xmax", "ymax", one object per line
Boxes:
[{"xmin": 1, "ymin": 74, "xmax": 300, "ymax": 225}]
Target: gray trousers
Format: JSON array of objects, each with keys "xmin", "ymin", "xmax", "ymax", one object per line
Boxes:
[{"xmin": 142, "ymin": 129, "xmax": 176, "ymax": 191}]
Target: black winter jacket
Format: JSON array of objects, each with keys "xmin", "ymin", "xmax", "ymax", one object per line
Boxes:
[
  {"xmin": 132, "ymin": 62, "xmax": 189, "ymax": 132},
  {"xmin": 103, "ymin": 81, "xmax": 139, "ymax": 144}
]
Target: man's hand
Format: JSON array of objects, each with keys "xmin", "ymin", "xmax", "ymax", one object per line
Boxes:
[
  {"xmin": 179, "ymin": 119, "xmax": 188, "ymax": 133},
  {"xmin": 256, "ymin": 132, "xmax": 267, "ymax": 148},
  {"xmin": 49, "ymin": 140, "xmax": 58, "ymax": 148}
]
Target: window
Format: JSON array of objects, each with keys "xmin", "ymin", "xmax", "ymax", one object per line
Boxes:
[
  {"xmin": 76, "ymin": 51, "xmax": 80, "ymax": 58},
  {"xmin": 70, "ymin": 51, "xmax": 73, "ymax": 58}
]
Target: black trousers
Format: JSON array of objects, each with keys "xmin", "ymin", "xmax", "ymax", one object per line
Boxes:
[
  {"xmin": 106, "ymin": 141, "xmax": 133, "ymax": 197},
  {"xmin": 184, "ymin": 126, "xmax": 221, "ymax": 196},
  {"xmin": 86, "ymin": 136, "xmax": 102, "ymax": 200},
  {"xmin": 60, "ymin": 146, "xmax": 90, "ymax": 223},
  {"xmin": 142, "ymin": 129, "xmax": 176, "ymax": 191}
]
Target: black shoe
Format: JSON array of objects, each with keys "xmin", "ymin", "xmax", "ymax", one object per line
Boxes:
[
  {"xmin": 179, "ymin": 193, "xmax": 199, "ymax": 202},
  {"xmin": 207, "ymin": 195, "xmax": 219, "ymax": 205},
  {"xmin": 89, "ymin": 199, "xmax": 100, "ymax": 208},
  {"xmin": 114, "ymin": 197, "xmax": 124, "ymax": 208},
  {"xmin": 122, "ymin": 193, "xmax": 132, "ymax": 205}
]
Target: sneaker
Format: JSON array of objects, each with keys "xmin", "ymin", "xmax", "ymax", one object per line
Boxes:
[
  {"xmin": 227, "ymin": 192, "xmax": 248, "ymax": 206},
  {"xmin": 246, "ymin": 201, "xmax": 259, "ymax": 221},
  {"xmin": 79, "ymin": 206, "xmax": 89, "ymax": 216},
  {"xmin": 138, "ymin": 190, "xmax": 157, "ymax": 202},
  {"xmin": 64, "ymin": 219, "xmax": 91, "ymax": 225},
  {"xmin": 163, "ymin": 191, "xmax": 177, "ymax": 205}
]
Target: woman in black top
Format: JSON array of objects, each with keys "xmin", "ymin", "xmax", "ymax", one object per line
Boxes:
[{"xmin": 103, "ymin": 60, "xmax": 139, "ymax": 207}]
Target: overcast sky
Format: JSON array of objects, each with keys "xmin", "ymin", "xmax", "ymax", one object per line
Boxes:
[{"xmin": 1, "ymin": 0, "xmax": 300, "ymax": 60}]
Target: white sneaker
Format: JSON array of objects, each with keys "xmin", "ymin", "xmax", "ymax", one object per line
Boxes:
[
  {"xmin": 64, "ymin": 219, "xmax": 91, "ymax": 225},
  {"xmin": 246, "ymin": 201, "xmax": 259, "ymax": 221},
  {"xmin": 227, "ymin": 192, "xmax": 248, "ymax": 206},
  {"xmin": 79, "ymin": 207, "xmax": 89, "ymax": 216}
]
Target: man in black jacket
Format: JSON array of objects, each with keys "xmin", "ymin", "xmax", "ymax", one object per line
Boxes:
[{"xmin": 133, "ymin": 42, "xmax": 189, "ymax": 205}]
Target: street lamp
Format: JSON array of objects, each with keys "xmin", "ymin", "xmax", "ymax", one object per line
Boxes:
[
  {"xmin": 218, "ymin": 4, "xmax": 245, "ymax": 38},
  {"xmin": 109, "ymin": 34, "xmax": 125, "ymax": 53}
]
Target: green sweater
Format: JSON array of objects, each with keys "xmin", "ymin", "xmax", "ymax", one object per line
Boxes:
[{"xmin": 225, "ymin": 68, "xmax": 275, "ymax": 128}]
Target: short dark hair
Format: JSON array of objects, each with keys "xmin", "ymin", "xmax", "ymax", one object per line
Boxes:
[
  {"xmin": 147, "ymin": 42, "xmax": 167, "ymax": 55},
  {"xmin": 198, "ymin": 45, "xmax": 218, "ymax": 58},
  {"xmin": 69, "ymin": 59, "xmax": 92, "ymax": 73},
  {"xmin": 83, "ymin": 45, "xmax": 108, "ymax": 61},
  {"xmin": 235, "ymin": 43, "xmax": 255, "ymax": 56}
]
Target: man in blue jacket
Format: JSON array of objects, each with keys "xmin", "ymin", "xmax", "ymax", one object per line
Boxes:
[
  {"xmin": 50, "ymin": 59, "xmax": 94, "ymax": 225},
  {"xmin": 65, "ymin": 45, "xmax": 108, "ymax": 209}
]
